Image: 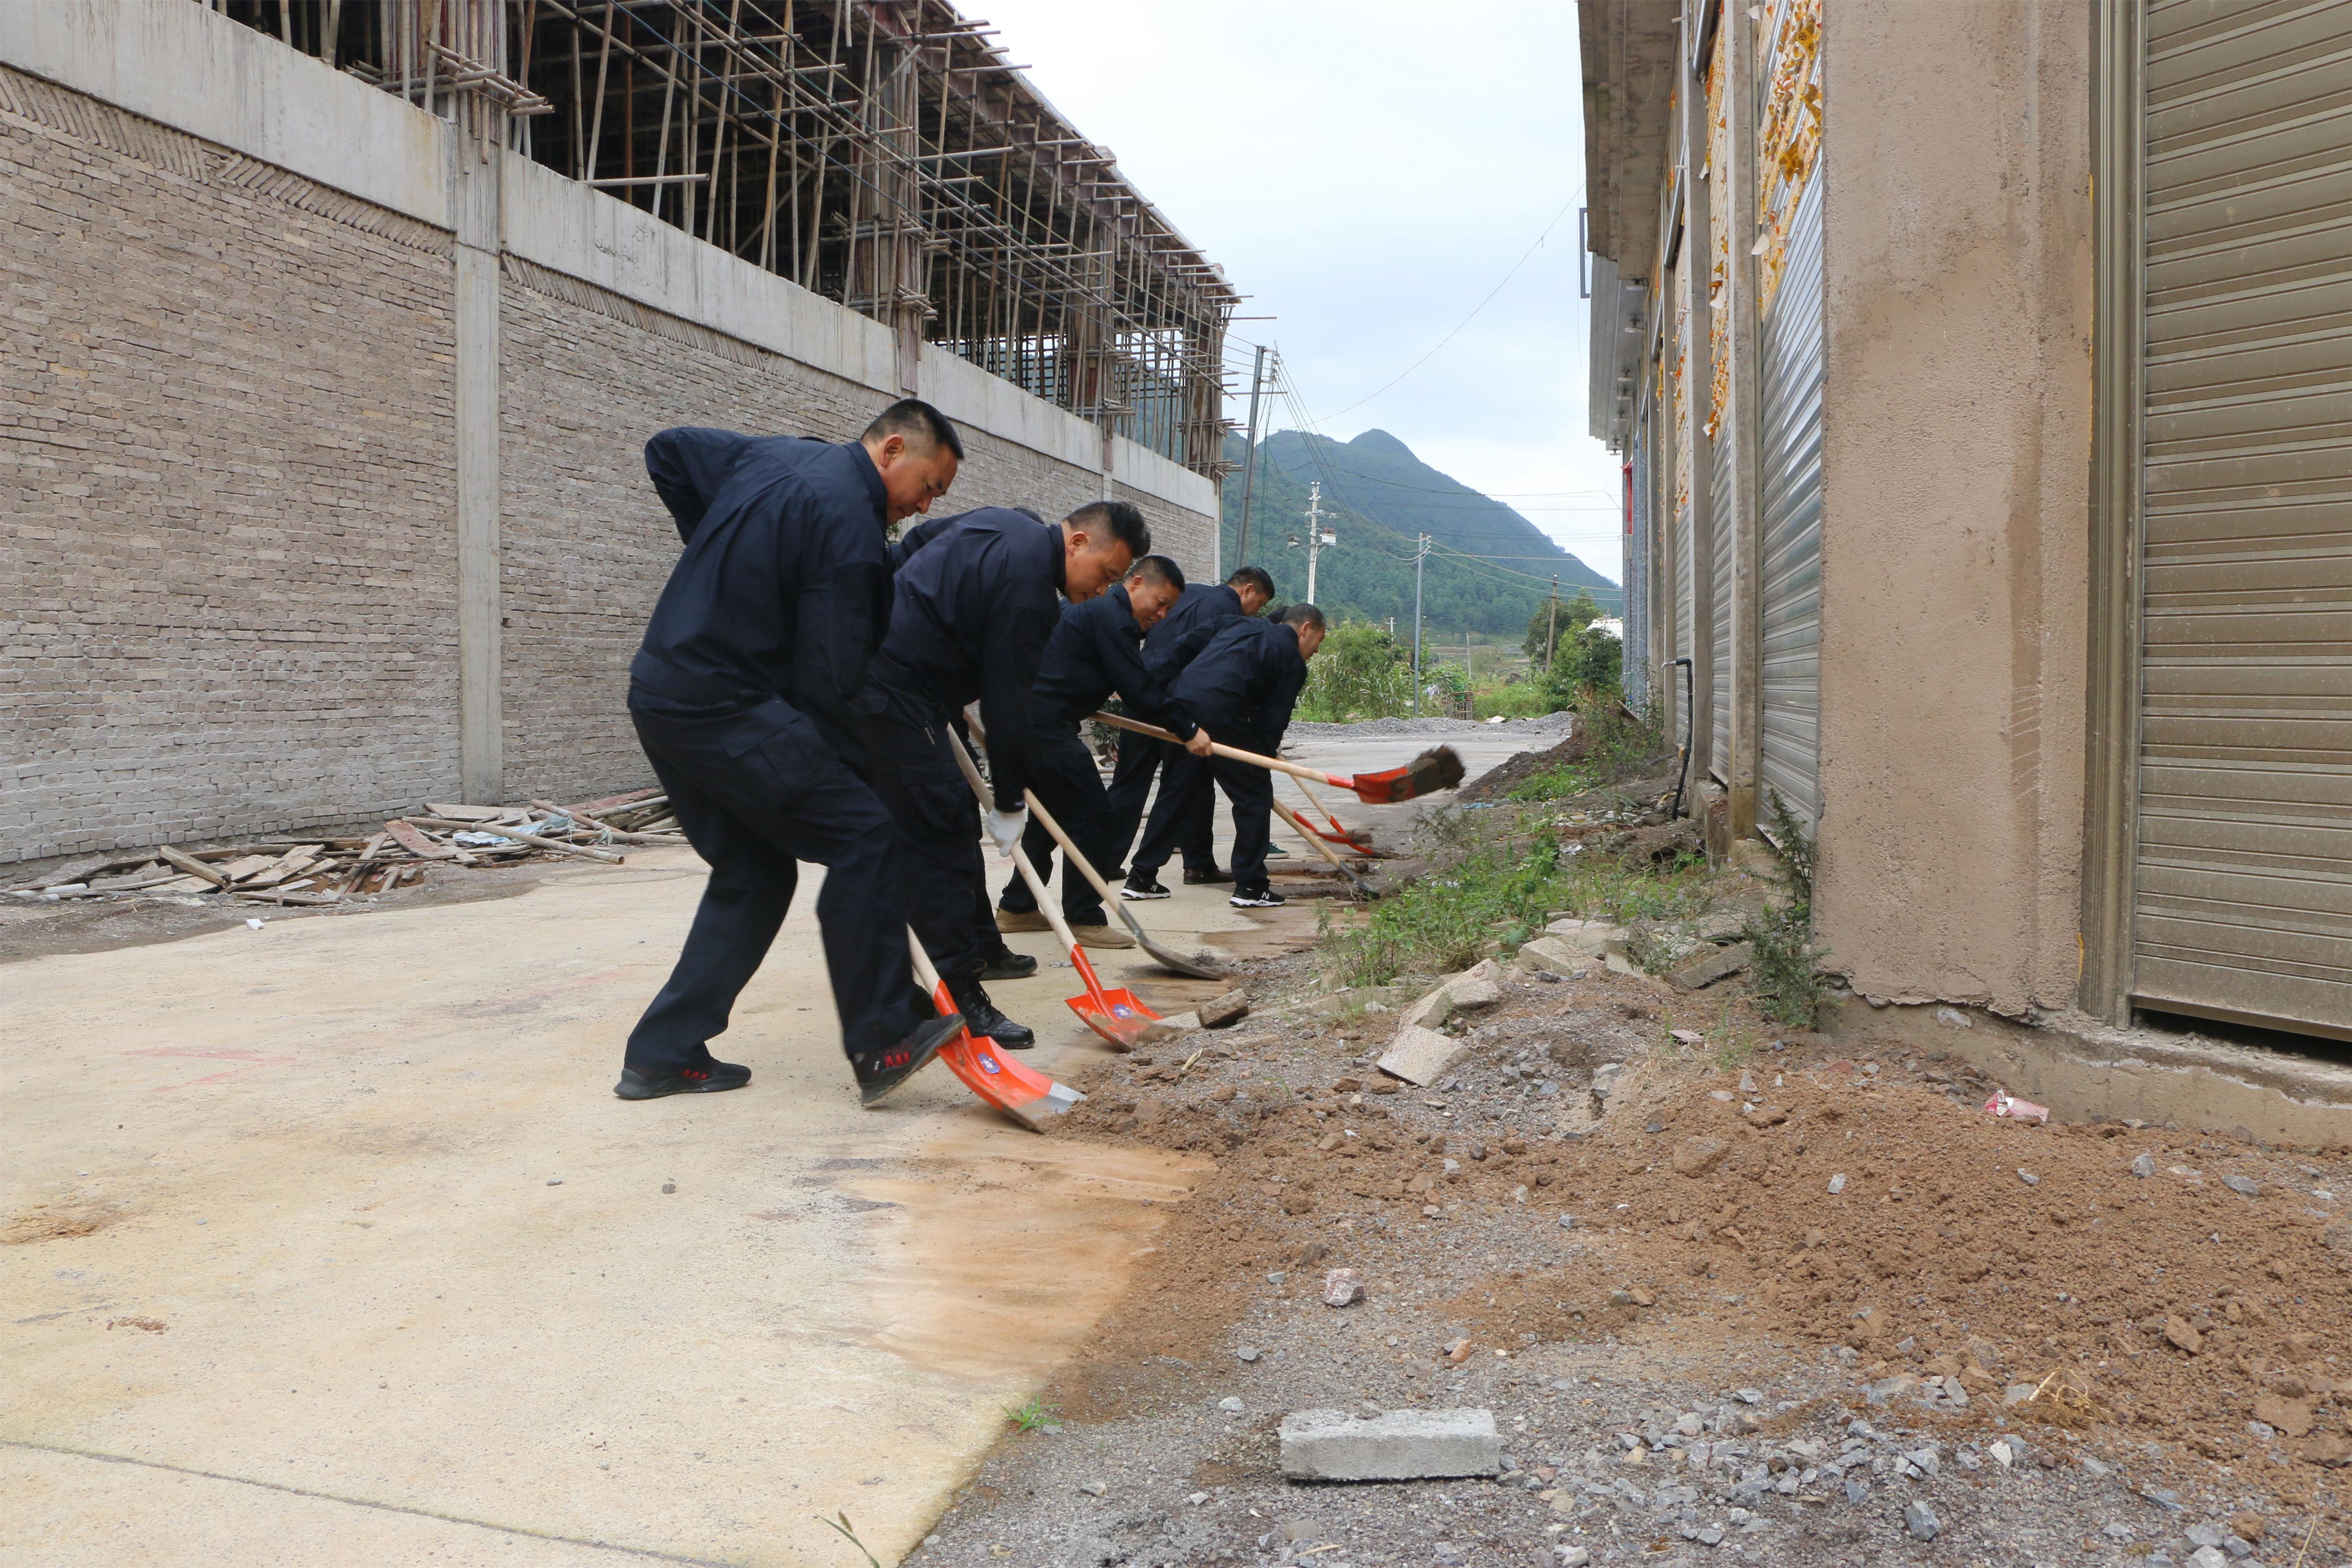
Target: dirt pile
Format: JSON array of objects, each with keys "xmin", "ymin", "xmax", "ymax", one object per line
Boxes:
[{"xmin": 1035, "ymin": 956, "xmax": 2352, "ymax": 1528}]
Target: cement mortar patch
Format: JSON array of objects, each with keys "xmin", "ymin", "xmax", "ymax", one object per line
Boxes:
[{"xmin": 1825, "ymin": 996, "xmax": 2352, "ymax": 1148}]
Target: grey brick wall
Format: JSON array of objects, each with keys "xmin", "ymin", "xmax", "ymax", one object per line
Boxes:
[
  {"xmin": 0, "ymin": 71, "xmax": 461, "ymax": 863},
  {"xmin": 496, "ymin": 268, "xmax": 1222, "ymax": 805},
  {"xmin": 0, "ymin": 67, "xmax": 1220, "ymax": 863}
]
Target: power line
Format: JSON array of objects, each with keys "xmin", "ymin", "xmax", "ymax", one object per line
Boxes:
[{"xmin": 1307, "ymin": 188, "xmax": 1585, "ymax": 424}]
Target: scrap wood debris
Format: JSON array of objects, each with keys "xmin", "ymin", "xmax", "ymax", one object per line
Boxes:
[{"xmin": 5, "ymin": 788, "xmax": 682, "ymax": 909}]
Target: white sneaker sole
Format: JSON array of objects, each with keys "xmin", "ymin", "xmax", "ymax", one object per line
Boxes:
[{"xmin": 1120, "ymin": 887, "xmax": 1171, "ymax": 901}]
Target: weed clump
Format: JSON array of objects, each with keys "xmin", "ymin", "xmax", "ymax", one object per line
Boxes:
[{"xmin": 1745, "ymin": 790, "xmax": 1829, "ymax": 1028}]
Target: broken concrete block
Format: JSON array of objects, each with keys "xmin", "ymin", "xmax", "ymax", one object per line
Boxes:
[
  {"xmin": 1542, "ymin": 917, "xmax": 1620, "ymax": 953},
  {"xmin": 1668, "ymin": 941, "xmax": 1753, "ymax": 991},
  {"xmin": 1449, "ymin": 973, "xmax": 1501, "ymax": 1010},
  {"xmin": 1401, "ymin": 981, "xmax": 1455, "ymax": 1031},
  {"xmin": 1378, "ymin": 1024, "xmax": 1469, "ymax": 1088},
  {"xmin": 1198, "ymin": 990, "xmax": 1250, "ymax": 1029},
  {"xmin": 1513, "ymin": 937, "xmax": 1590, "ymax": 980},
  {"xmin": 1402, "ymin": 960, "xmax": 1501, "ymax": 1028},
  {"xmin": 1134, "ymin": 1013, "xmax": 1202, "ymax": 1044},
  {"xmin": 1278, "ymin": 1408, "xmax": 1500, "ymax": 1481}
]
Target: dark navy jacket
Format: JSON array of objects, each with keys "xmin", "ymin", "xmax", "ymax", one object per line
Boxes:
[
  {"xmin": 1031, "ymin": 585, "xmax": 1203, "ymax": 739},
  {"xmin": 1143, "ymin": 581, "xmax": 1246, "ymax": 665},
  {"xmin": 1171, "ymin": 618, "xmax": 1309, "ymax": 746},
  {"xmin": 628, "ymin": 429, "xmax": 890, "ymax": 751},
  {"xmin": 867, "ymin": 508, "xmax": 1067, "ymax": 809}
]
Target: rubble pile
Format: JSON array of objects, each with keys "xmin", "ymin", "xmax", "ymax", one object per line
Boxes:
[{"xmin": 5, "ymin": 788, "xmax": 679, "ymax": 909}]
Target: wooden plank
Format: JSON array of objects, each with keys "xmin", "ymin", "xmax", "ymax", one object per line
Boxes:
[
  {"xmin": 156, "ymin": 845, "xmax": 230, "ymax": 888},
  {"xmin": 385, "ymin": 820, "xmax": 462, "ymax": 861}
]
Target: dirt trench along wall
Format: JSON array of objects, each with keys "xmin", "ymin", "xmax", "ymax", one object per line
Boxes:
[
  {"xmin": 0, "ymin": 1, "xmax": 1220, "ymax": 865},
  {"xmin": 1813, "ymin": 0, "xmax": 2094, "ymax": 1017}
]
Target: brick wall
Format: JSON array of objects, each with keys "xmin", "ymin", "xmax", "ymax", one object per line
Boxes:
[
  {"xmin": 0, "ymin": 68, "xmax": 461, "ymax": 863},
  {"xmin": 497, "ymin": 263, "xmax": 1221, "ymax": 804},
  {"xmin": 0, "ymin": 65, "xmax": 1220, "ymax": 864}
]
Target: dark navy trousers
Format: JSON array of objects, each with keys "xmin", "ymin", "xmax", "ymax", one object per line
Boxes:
[{"xmin": 624, "ymin": 696, "xmax": 919, "ymax": 1073}]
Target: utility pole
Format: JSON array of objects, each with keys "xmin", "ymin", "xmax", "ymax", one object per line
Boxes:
[
  {"xmin": 1411, "ymin": 533, "xmax": 1427, "ymax": 717},
  {"xmin": 1301, "ymin": 481, "xmax": 1330, "ymax": 602},
  {"xmin": 1546, "ymin": 577, "xmax": 1560, "ymax": 670},
  {"xmin": 1233, "ymin": 345, "xmax": 1269, "ymax": 569}
]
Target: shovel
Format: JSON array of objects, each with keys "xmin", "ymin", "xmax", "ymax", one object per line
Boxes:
[
  {"xmin": 1089, "ymin": 712, "xmax": 1464, "ymax": 804},
  {"xmin": 960, "ymin": 712, "xmax": 1226, "ymax": 982},
  {"xmin": 1270, "ymin": 796, "xmax": 1378, "ymax": 900},
  {"xmin": 942, "ymin": 730, "xmax": 1158, "ymax": 1051},
  {"xmin": 909, "ymin": 931, "xmax": 1082, "ymax": 1131},
  {"xmin": 1287, "ymin": 775, "xmax": 1382, "ymax": 855}
]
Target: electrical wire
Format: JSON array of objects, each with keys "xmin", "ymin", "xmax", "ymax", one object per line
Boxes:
[{"xmin": 1307, "ymin": 188, "xmax": 1585, "ymax": 424}]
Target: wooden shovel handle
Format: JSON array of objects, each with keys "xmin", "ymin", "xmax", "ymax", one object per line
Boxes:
[{"xmin": 1088, "ymin": 711, "xmax": 1342, "ymax": 787}]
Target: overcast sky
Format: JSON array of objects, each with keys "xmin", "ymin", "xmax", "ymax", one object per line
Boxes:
[{"xmin": 981, "ymin": 0, "xmax": 1625, "ymax": 584}]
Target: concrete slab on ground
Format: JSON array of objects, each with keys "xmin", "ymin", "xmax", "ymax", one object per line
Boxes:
[{"xmin": 0, "ymin": 848, "xmax": 1244, "ymax": 1567}]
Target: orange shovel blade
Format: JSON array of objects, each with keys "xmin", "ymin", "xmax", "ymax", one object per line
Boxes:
[
  {"xmin": 929, "ymin": 985, "xmax": 1083, "ymax": 1131},
  {"xmin": 1065, "ymin": 986, "xmax": 1158, "ymax": 1051}
]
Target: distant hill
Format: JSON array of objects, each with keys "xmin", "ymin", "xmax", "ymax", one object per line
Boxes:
[{"xmin": 1218, "ymin": 429, "xmax": 1620, "ymax": 638}]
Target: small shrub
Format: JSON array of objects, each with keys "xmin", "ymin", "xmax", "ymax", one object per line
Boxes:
[{"xmin": 1746, "ymin": 790, "xmax": 1830, "ymax": 1028}]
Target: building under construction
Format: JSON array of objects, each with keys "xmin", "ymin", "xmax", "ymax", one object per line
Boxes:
[{"xmin": 1, "ymin": 0, "xmax": 1235, "ymax": 862}]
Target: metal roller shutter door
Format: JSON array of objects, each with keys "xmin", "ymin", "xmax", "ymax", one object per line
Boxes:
[
  {"xmin": 1708, "ymin": 399, "xmax": 1734, "ymax": 780},
  {"xmin": 2134, "ymin": 0, "xmax": 2352, "ymax": 1037},
  {"xmin": 1758, "ymin": 175, "xmax": 1825, "ymax": 827}
]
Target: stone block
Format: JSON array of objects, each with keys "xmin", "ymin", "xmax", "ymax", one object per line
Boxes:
[
  {"xmin": 1541, "ymin": 918, "xmax": 1622, "ymax": 958},
  {"xmin": 1199, "ymin": 989, "xmax": 1250, "ymax": 1028},
  {"xmin": 1514, "ymin": 937, "xmax": 1590, "ymax": 980},
  {"xmin": 1278, "ymin": 1408, "xmax": 1500, "ymax": 1481},
  {"xmin": 1378, "ymin": 1024, "xmax": 1467, "ymax": 1088},
  {"xmin": 1668, "ymin": 941, "xmax": 1753, "ymax": 991}
]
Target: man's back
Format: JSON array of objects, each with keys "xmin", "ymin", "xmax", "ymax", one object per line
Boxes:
[
  {"xmin": 630, "ymin": 430, "xmax": 890, "ymax": 734},
  {"xmin": 1171, "ymin": 617, "xmax": 1307, "ymax": 738}
]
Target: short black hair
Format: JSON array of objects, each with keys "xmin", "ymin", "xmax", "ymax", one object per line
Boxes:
[
  {"xmin": 1128, "ymin": 553, "xmax": 1186, "ymax": 592},
  {"xmin": 1227, "ymin": 565, "xmax": 1275, "ymax": 600},
  {"xmin": 1280, "ymin": 602, "xmax": 1326, "ymax": 631},
  {"xmin": 861, "ymin": 398, "xmax": 963, "ymax": 461},
  {"xmin": 1067, "ymin": 499, "xmax": 1151, "ymax": 559}
]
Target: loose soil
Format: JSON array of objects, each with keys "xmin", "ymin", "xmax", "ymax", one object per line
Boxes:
[{"xmin": 911, "ymin": 915, "xmax": 2352, "ymax": 1567}]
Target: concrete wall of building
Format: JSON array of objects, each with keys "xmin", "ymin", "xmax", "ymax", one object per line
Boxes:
[
  {"xmin": 1814, "ymin": 0, "xmax": 2095, "ymax": 1016},
  {"xmin": 0, "ymin": 0, "xmax": 1219, "ymax": 863}
]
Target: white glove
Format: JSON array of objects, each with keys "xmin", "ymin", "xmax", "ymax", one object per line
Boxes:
[{"xmin": 986, "ymin": 807, "xmax": 1028, "ymax": 858}]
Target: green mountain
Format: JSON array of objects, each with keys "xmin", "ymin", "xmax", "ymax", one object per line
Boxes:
[{"xmin": 1217, "ymin": 429, "xmax": 1620, "ymax": 637}]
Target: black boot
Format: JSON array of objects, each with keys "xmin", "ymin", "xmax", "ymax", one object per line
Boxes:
[{"xmin": 944, "ymin": 973, "xmax": 1035, "ymax": 1051}]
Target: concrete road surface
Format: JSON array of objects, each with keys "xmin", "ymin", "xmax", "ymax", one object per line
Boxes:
[{"xmin": 0, "ymin": 723, "xmax": 1551, "ymax": 1566}]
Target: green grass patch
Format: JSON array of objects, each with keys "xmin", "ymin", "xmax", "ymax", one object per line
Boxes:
[{"xmin": 1322, "ymin": 818, "xmax": 1716, "ymax": 990}]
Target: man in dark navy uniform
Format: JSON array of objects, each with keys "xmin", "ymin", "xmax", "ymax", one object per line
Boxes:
[
  {"xmin": 1106, "ymin": 565, "xmax": 1273, "ymax": 897},
  {"xmin": 1142, "ymin": 603, "xmax": 1325, "ymax": 909},
  {"xmin": 993, "ymin": 553, "xmax": 1215, "ymax": 946},
  {"xmin": 858, "ymin": 499, "xmax": 1152, "ymax": 1050},
  {"xmin": 618, "ymin": 400, "xmax": 967, "ymax": 1106}
]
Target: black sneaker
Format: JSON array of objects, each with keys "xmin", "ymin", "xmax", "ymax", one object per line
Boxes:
[
  {"xmin": 1182, "ymin": 867, "xmax": 1235, "ymax": 885},
  {"xmin": 852, "ymin": 1013, "xmax": 965, "ymax": 1106},
  {"xmin": 979, "ymin": 942, "xmax": 1039, "ymax": 981},
  {"xmin": 614, "ymin": 1058, "xmax": 752, "ymax": 1100},
  {"xmin": 1229, "ymin": 887, "xmax": 1286, "ymax": 909},
  {"xmin": 945, "ymin": 974, "xmax": 1036, "ymax": 1051},
  {"xmin": 1120, "ymin": 876, "xmax": 1171, "ymax": 901}
]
